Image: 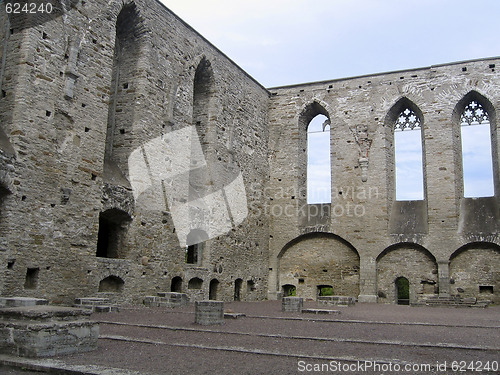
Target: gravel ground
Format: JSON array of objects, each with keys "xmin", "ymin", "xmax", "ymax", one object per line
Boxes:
[{"xmin": 2, "ymin": 301, "xmax": 500, "ymax": 375}]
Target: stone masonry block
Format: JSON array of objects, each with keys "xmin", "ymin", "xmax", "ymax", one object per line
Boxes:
[{"xmin": 195, "ymin": 301, "xmax": 224, "ymax": 325}]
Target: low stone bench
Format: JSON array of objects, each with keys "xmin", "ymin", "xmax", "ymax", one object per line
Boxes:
[
  {"xmin": 224, "ymin": 312, "xmax": 246, "ymax": 319},
  {"xmin": 302, "ymin": 308, "xmax": 341, "ymax": 315},
  {"xmin": 282, "ymin": 296, "xmax": 303, "ymax": 312},
  {"xmin": 317, "ymin": 296, "xmax": 356, "ymax": 306},
  {"xmin": 0, "ymin": 305, "xmax": 99, "ymax": 357},
  {"xmin": 0, "ymin": 297, "xmax": 48, "ymax": 308},
  {"xmin": 74, "ymin": 297, "xmax": 119, "ymax": 313},
  {"xmin": 144, "ymin": 292, "xmax": 189, "ymax": 308},
  {"xmin": 195, "ymin": 301, "xmax": 224, "ymax": 325}
]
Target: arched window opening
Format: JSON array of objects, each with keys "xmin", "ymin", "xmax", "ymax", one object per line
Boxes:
[
  {"xmin": 317, "ymin": 285, "xmax": 334, "ymax": 296},
  {"xmin": 395, "ymin": 277, "xmax": 410, "ymax": 305},
  {"xmin": 460, "ymin": 100, "xmax": 494, "ymax": 197},
  {"xmin": 307, "ymin": 114, "xmax": 331, "ymax": 203},
  {"xmin": 171, "ymin": 276, "xmax": 182, "ymax": 293},
  {"xmin": 188, "ymin": 277, "xmax": 203, "ymax": 289},
  {"xmin": 282, "ymin": 284, "xmax": 296, "ymax": 297},
  {"xmin": 394, "ymin": 106, "xmax": 424, "ymax": 200},
  {"xmin": 98, "ymin": 275, "xmax": 124, "ymax": 293}
]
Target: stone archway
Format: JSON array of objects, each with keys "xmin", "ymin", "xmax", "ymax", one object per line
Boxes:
[
  {"xmin": 278, "ymin": 233, "xmax": 360, "ymax": 300},
  {"xmin": 450, "ymin": 242, "xmax": 500, "ymax": 304},
  {"xmin": 377, "ymin": 244, "xmax": 437, "ymax": 304}
]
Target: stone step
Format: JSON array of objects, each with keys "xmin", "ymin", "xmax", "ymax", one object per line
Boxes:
[
  {"xmin": 74, "ymin": 297, "xmax": 111, "ymax": 306},
  {"xmin": 144, "ymin": 292, "xmax": 189, "ymax": 308},
  {"xmin": 74, "ymin": 297, "xmax": 119, "ymax": 313},
  {"xmin": 224, "ymin": 312, "xmax": 246, "ymax": 319},
  {"xmin": 302, "ymin": 308, "xmax": 341, "ymax": 315},
  {"xmin": 0, "ymin": 297, "xmax": 49, "ymax": 308},
  {"xmin": 317, "ymin": 296, "xmax": 356, "ymax": 306}
]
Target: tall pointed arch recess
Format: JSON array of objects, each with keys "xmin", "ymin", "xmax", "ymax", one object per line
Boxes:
[
  {"xmin": 299, "ymin": 102, "xmax": 331, "ymax": 204},
  {"xmin": 193, "ymin": 57, "xmax": 215, "ymax": 150},
  {"xmin": 454, "ymin": 92, "xmax": 497, "ymax": 198},
  {"xmin": 105, "ymin": 2, "xmax": 145, "ymax": 172},
  {"xmin": 386, "ymin": 98, "xmax": 425, "ymax": 201}
]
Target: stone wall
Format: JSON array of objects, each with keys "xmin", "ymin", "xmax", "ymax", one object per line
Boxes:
[
  {"xmin": 279, "ymin": 233, "xmax": 359, "ymax": 300},
  {"xmin": 268, "ymin": 57, "xmax": 500, "ymax": 303},
  {"xmin": 0, "ymin": 0, "xmax": 498, "ymax": 305},
  {"xmin": 450, "ymin": 244, "xmax": 500, "ymax": 304},
  {"xmin": 0, "ymin": 0, "xmax": 269, "ymax": 304}
]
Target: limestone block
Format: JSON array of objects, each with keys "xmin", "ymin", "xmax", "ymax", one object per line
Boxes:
[
  {"xmin": 195, "ymin": 301, "xmax": 224, "ymax": 325},
  {"xmin": 282, "ymin": 296, "xmax": 303, "ymax": 312},
  {"xmin": 0, "ymin": 306, "xmax": 98, "ymax": 357}
]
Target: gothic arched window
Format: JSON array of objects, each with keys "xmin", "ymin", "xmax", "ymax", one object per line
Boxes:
[
  {"xmin": 307, "ymin": 114, "xmax": 331, "ymax": 203},
  {"xmin": 394, "ymin": 106, "xmax": 424, "ymax": 200},
  {"xmin": 460, "ymin": 100, "xmax": 494, "ymax": 197}
]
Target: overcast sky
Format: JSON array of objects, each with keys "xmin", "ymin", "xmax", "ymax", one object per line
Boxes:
[
  {"xmin": 160, "ymin": 0, "xmax": 499, "ymax": 200},
  {"xmin": 161, "ymin": 0, "xmax": 500, "ymax": 88}
]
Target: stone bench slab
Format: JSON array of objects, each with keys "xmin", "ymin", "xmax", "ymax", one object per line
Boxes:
[{"xmin": 302, "ymin": 308, "xmax": 341, "ymax": 315}]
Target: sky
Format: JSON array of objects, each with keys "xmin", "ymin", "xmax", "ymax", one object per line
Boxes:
[
  {"xmin": 160, "ymin": 0, "xmax": 499, "ymax": 201},
  {"xmin": 160, "ymin": 0, "xmax": 500, "ymax": 88}
]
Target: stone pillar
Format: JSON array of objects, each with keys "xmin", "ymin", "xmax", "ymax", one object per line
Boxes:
[
  {"xmin": 282, "ymin": 296, "xmax": 303, "ymax": 312},
  {"xmin": 195, "ymin": 300, "xmax": 224, "ymax": 325},
  {"xmin": 438, "ymin": 260, "xmax": 450, "ymax": 297},
  {"xmin": 267, "ymin": 256, "xmax": 279, "ymax": 300},
  {"xmin": 358, "ymin": 256, "xmax": 378, "ymax": 303}
]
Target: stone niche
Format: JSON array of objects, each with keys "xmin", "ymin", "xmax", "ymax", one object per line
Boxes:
[{"xmin": 0, "ymin": 305, "xmax": 99, "ymax": 357}]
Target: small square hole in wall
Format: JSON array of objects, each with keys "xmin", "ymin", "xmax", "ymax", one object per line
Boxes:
[
  {"xmin": 298, "ymin": 278, "xmax": 305, "ymax": 284},
  {"xmin": 24, "ymin": 268, "xmax": 40, "ymax": 290},
  {"xmin": 479, "ymin": 285, "xmax": 494, "ymax": 294},
  {"xmin": 7, "ymin": 260, "xmax": 15, "ymax": 269}
]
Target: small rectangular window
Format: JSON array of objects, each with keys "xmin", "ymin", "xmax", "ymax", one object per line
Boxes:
[
  {"xmin": 24, "ymin": 268, "xmax": 40, "ymax": 290},
  {"xmin": 479, "ymin": 285, "xmax": 494, "ymax": 294}
]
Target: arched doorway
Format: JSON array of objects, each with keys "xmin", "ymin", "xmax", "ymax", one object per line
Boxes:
[
  {"xmin": 395, "ymin": 277, "xmax": 410, "ymax": 305},
  {"xmin": 209, "ymin": 279, "xmax": 219, "ymax": 300},
  {"xmin": 234, "ymin": 278, "xmax": 243, "ymax": 301}
]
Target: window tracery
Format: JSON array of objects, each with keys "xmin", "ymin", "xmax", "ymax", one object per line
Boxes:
[
  {"xmin": 460, "ymin": 101, "xmax": 490, "ymax": 126},
  {"xmin": 394, "ymin": 108, "xmax": 421, "ymax": 131}
]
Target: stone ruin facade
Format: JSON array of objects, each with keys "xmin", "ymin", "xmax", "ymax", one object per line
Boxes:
[{"xmin": 0, "ymin": 0, "xmax": 499, "ymax": 306}]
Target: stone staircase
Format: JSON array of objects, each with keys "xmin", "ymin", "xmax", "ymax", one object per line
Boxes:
[
  {"xmin": 144, "ymin": 292, "xmax": 189, "ymax": 308},
  {"xmin": 74, "ymin": 297, "xmax": 119, "ymax": 313},
  {"xmin": 416, "ymin": 296, "xmax": 490, "ymax": 308}
]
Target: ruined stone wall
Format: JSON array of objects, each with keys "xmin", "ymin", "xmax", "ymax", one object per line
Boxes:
[
  {"xmin": 1, "ymin": 0, "xmax": 499, "ymax": 306},
  {"xmin": 268, "ymin": 58, "xmax": 500, "ymax": 303},
  {"xmin": 279, "ymin": 233, "xmax": 360, "ymax": 300},
  {"xmin": 0, "ymin": 0, "xmax": 270, "ymax": 304}
]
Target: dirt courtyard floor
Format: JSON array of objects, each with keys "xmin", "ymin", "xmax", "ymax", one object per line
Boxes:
[{"xmin": 1, "ymin": 300, "xmax": 499, "ymax": 374}]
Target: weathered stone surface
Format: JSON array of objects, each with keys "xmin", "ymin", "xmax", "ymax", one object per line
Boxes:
[
  {"xmin": 281, "ymin": 297, "xmax": 303, "ymax": 312},
  {"xmin": 0, "ymin": 306, "xmax": 98, "ymax": 357},
  {"xmin": 0, "ymin": 0, "xmax": 498, "ymax": 307},
  {"xmin": 144, "ymin": 292, "xmax": 189, "ymax": 308},
  {"xmin": 0, "ymin": 297, "xmax": 48, "ymax": 308},
  {"xmin": 195, "ymin": 301, "xmax": 224, "ymax": 325},
  {"xmin": 317, "ymin": 296, "xmax": 356, "ymax": 306}
]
